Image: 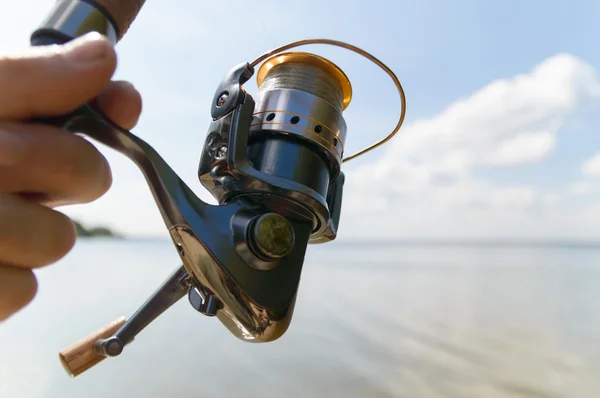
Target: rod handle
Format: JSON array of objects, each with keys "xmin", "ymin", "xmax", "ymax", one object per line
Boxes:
[{"xmin": 94, "ymin": 0, "xmax": 146, "ymax": 40}]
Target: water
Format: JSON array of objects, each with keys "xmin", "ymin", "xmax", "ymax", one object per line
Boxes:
[{"xmin": 1, "ymin": 240, "xmax": 600, "ymax": 398}]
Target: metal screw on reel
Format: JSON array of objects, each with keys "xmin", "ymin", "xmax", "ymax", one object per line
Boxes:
[{"xmin": 216, "ymin": 92, "xmax": 229, "ymax": 107}]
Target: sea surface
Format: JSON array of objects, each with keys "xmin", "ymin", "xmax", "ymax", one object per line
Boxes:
[{"xmin": 1, "ymin": 239, "xmax": 599, "ymax": 398}]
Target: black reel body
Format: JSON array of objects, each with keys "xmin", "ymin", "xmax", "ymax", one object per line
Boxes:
[{"xmin": 191, "ymin": 57, "xmax": 348, "ymax": 341}]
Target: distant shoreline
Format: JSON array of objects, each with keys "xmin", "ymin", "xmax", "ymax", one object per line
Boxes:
[
  {"xmin": 73, "ymin": 235, "xmax": 600, "ymax": 249},
  {"xmin": 69, "ymin": 222, "xmax": 600, "ymax": 249},
  {"xmin": 73, "ymin": 220, "xmax": 123, "ymax": 239}
]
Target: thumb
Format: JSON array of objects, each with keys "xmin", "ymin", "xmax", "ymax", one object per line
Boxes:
[{"xmin": 0, "ymin": 32, "xmax": 117, "ymax": 120}]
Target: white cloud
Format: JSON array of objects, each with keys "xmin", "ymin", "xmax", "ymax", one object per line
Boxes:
[
  {"xmin": 582, "ymin": 153, "xmax": 600, "ymax": 176},
  {"xmin": 485, "ymin": 131, "xmax": 555, "ymax": 166},
  {"xmin": 568, "ymin": 181, "xmax": 594, "ymax": 195},
  {"xmin": 375, "ymin": 53, "xmax": 598, "ymax": 173},
  {"xmin": 340, "ymin": 53, "xmax": 600, "ymax": 240},
  {"xmin": 542, "ymin": 193, "xmax": 560, "ymax": 206},
  {"xmin": 588, "ymin": 204, "xmax": 600, "ymax": 218}
]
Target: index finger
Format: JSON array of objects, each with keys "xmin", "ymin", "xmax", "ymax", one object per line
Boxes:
[{"xmin": 0, "ymin": 32, "xmax": 117, "ymax": 121}]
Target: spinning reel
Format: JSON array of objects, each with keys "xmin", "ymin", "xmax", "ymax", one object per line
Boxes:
[{"xmin": 30, "ymin": 0, "xmax": 406, "ymax": 377}]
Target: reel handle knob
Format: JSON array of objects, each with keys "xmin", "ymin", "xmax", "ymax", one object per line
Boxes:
[{"xmin": 58, "ymin": 317, "xmax": 126, "ymax": 377}]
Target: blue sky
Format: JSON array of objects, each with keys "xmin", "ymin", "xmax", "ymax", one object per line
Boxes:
[{"xmin": 1, "ymin": 0, "xmax": 599, "ymax": 240}]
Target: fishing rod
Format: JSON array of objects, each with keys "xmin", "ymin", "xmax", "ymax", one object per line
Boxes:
[{"xmin": 30, "ymin": 0, "xmax": 406, "ymax": 377}]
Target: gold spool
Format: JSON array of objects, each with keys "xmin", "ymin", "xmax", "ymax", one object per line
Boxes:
[{"xmin": 256, "ymin": 52, "xmax": 353, "ymax": 111}]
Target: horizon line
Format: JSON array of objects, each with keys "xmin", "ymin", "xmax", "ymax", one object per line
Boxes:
[{"xmin": 79, "ymin": 236, "xmax": 600, "ymax": 249}]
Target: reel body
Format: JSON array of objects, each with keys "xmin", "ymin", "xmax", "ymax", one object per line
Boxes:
[
  {"xmin": 186, "ymin": 53, "xmax": 351, "ymax": 342},
  {"xmin": 27, "ymin": 0, "xmax": 405, "ymax": 378}
]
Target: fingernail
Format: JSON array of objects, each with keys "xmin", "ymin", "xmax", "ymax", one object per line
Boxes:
[{"xmin": 65, "ymin": 32, "xmax": 111, "ymax": 64}]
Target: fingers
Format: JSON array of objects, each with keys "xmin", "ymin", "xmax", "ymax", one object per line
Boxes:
[
  {"xmin": 0, "ymin": 195, "xmax": 74, "ymax": 322},
  {"xmin": 0, "ymin": 195, "xmax": 76, "ymax": 269},
  {"xmin": 0, "ymin": 78, "xmax": 143, "ymax": 207},
  {"xmin": 95, "ymin": 80, "xmax": 143, "ymax": 130},
  {"xmin": 0, "ymin": 32, "xmax": 145, "ymax": 323},
  {"xmin": 0, "ymin": 122, "xmax": 112, "ymax": 206},
  {"xmin": 0, "ymin": 32, "xmax": 117, "ymax": 120},
  {"xmin": 0, "ymin": 267, "xmax": 38, "ymax": 321}
]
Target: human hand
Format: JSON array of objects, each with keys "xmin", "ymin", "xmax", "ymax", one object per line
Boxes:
[{"xmin": 0, "ymin": 32, "xmax": 142, "ymax": 321}]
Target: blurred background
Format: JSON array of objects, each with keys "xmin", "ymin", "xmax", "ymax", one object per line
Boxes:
[{"xmin": 1, "ymin": 1, "xmax": 600, "ymax": 397}]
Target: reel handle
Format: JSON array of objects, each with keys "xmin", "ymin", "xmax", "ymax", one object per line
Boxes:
[{"xmin": 58, "ymin": 265, "xmax": 190, "ymax": 377}]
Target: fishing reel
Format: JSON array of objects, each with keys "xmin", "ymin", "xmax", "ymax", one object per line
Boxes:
[{"xmin": 30, "ymin": 0, "xmax": 406, "ymax": 377}]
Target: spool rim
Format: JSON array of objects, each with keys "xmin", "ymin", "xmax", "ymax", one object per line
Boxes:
[{"xmin": 256, "ymin": 52, "xmax": 352, "ymax": 110}]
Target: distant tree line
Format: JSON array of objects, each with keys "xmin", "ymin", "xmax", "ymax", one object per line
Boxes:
[{"xmin": 72, "ymin": 220, "xmax": 122, "ymax": 238}]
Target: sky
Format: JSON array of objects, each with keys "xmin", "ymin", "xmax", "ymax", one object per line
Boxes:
[{"xmin": 1, "ymin": 0, "xmax": 599, "ymax": 241}]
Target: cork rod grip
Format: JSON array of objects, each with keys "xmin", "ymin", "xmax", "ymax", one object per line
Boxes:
[
  {"xmin": 94, "ymin": 0, "xmax": 146, "ymax": 40},
  {"xmin": 58, "ymin": 317, "xmax": 126, "ymax": 377}
]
